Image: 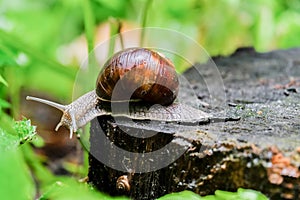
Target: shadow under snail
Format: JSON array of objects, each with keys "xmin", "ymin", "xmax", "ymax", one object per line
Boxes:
[{"xmin": 26, "ymin": 48, "xmax": 211, "ymax": 138}]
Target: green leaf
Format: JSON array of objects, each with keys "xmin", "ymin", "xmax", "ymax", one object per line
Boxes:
[
  {"xmin": 0, "ymin": 42, "xmax": 19, "ymax": 67},
  {"xmin": 13, "ymin": 118, "xmax": 37, "ymax": 145},
  {"xmin": 31, "ymin": 134, "xmax": 45, "ymax": 148},
  {"xmin": 0, "ymin": 98, "xmax": 11, "ymax": 109},
  {"xmin": 0, "ymin": 150, "xmax": 35, "ymax": 199},
  {"xmin": 0, "ymin": 127, "xmax": 19, "ymax": 151},
  {"xmin": 0, "ymin": 75, "xmax": 8, "ymax": 86},
  {"xmin": 21, "ymin": 144, "xmax": 54, "ymax": 185},
  {"xmin": 206, "ymin": 188, "xmax": 268, "ymax": 200},
  {"xmin": 38, "ymin": 178, "xmax": 129, "ymax": 200},
  {"xmin": 0, "ymin": 118, "xmax": 38, "ymax": 151},
  {"xmin": 214, "ymin": 190, "xmax": 239, "ymax": 199},
  {"xmin": 158, "ymin": 189, "xmax": 268, "ymax": 200},
  {"xmin": 158, "ymin": 190, "xmax": 202, "ymax": 200},
  {"xmin": 237, "ymin": 188, "xmax": 268, "ymax": 200}
]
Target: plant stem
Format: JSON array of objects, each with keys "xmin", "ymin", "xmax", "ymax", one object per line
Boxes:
[
  {"xmin": 82, "ymin": 0, "xmax": 95, "ymax": 54},
  {"xmin": 82, "ymin": 0, "xmax": 98, "ymax": 92},
  {"xmin": 140, "ymin": 0, "xmax": 153, "ymax": 46},
  {"xmin": 108, "ymin": 18, "xmax": 123, "ymax": 56}
]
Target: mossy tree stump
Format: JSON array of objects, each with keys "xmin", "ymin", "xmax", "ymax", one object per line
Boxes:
[{"xmin": 88, "ymin": 48, "xmax": 300, "ymax": 200}]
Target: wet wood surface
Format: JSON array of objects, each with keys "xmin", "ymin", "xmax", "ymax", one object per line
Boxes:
[{"xmin": 88, "ymin": 47, "xmax": 300, "ymax": 200}]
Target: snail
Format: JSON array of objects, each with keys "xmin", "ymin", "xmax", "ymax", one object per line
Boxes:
[
  {"xmin": 26, "ymin": 48, "xmax": 211, "ymax": 138},
  {"xmin": 116, "ymin": 175, "xmax": 130, "ymax": 192}
]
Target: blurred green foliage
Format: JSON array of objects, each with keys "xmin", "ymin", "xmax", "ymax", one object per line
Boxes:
[
  {"xmin": 0, "ymin": 0, "xmax": 299, "ymax": 199},
  {"xmin": 0, "ymin": 150, "xmax": 35, "ymax": 199},
  {"xmin": 0, "ymin": 0, "xmax": 299, "ymax": 101},
  {"xmin": 0, "ymin": 119, "xmax": 38, "ymax": 199},
  {"xmin": 159, "ymin": 189, "xmax": 268, "ymax": 200}
]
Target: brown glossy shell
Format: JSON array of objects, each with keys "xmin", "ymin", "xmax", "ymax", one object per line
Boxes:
[{"xmin": 96, "ymin": 48, "xmax": 179, "ymax": 106}]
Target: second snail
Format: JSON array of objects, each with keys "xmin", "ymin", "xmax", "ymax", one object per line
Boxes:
[{"xmin": 27, "ymin": 47, "xmax": 211, "ymax": 138}]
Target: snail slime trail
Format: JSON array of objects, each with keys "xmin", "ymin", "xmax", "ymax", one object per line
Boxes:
[{"xmin": 26, "ymin": 47, "xmax": 211, "ymax": 138}]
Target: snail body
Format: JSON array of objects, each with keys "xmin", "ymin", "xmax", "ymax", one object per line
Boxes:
[{"xmin": 26, "ymin": 48, "xmax": 210, "ymax": 138}]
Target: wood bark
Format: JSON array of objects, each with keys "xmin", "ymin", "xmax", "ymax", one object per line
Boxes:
[{"xmin": 88, "ymin": 48, "xmax": 300, "ymax": 200}]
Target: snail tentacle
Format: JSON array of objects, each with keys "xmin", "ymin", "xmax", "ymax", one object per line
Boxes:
[
  {"xmin": 26, "ymin": 96, "xmax": 67, "ymax": 111},
  {"xmin": 26, "ymin": 90, "xmax": 103, "ymax": 138},
  {"xmin": 26, "ymin": 96, "xmax": 77, "ymax": 138}
]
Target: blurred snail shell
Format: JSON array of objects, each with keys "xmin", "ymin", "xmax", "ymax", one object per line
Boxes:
[
  {"xmin": 116, "ymin": 175, "xmax": 130, "ymax": 192},
  {"xmin": 26, "ymin": 47, "xmax": 211, "ymax": 138}
]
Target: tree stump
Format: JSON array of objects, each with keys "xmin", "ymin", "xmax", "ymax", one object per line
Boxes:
[{"xmin": 88, "ymin": 47, "xmax": 300, "ymax": 200}]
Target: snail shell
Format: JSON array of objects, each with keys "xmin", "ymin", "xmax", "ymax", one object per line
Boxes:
[
  {"xmin": 116, "ymin": 175, "xmax": 130, "ymax": 192},
  {"xmin": 96, "ymin": 48, "xmax": 179, "ymax": 106},
  {"xmin": 26, "ymin": 48, "xmax": 211, "ymax": 138}
]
